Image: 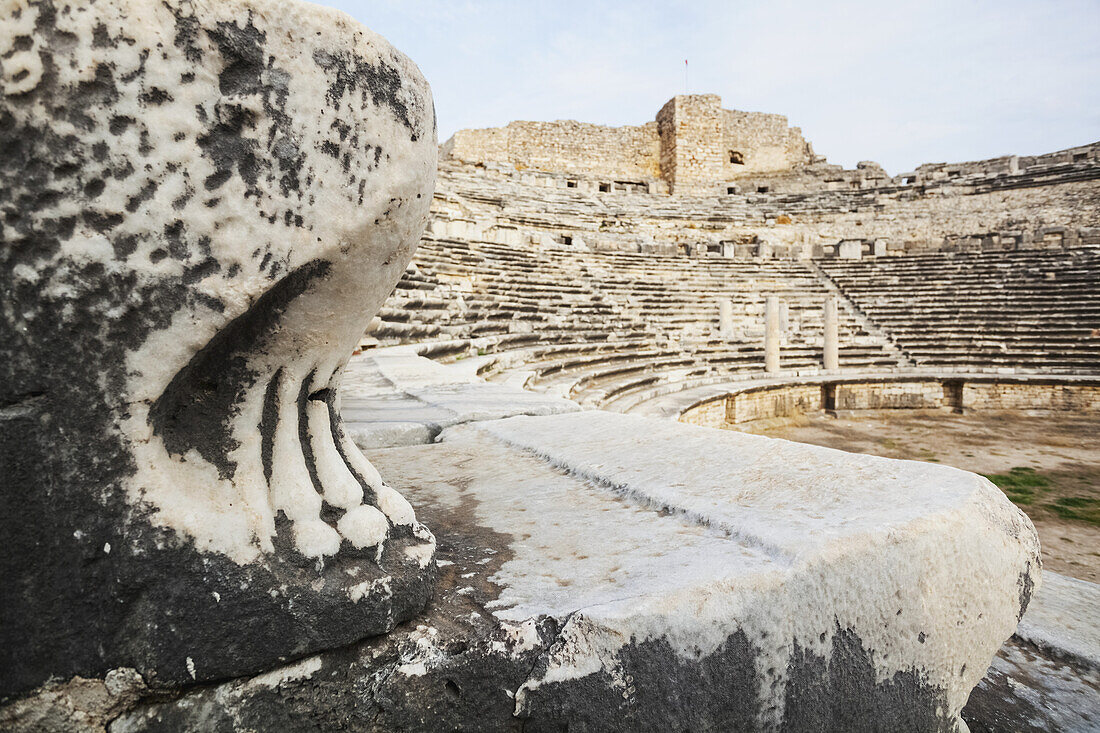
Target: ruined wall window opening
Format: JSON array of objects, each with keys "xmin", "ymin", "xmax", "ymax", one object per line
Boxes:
[
  {"xmin": 729, "ymin": 151, "xmax": 745, "ymax": 165},
  {"xmin": 562, "ymin": 235, "xmax": 573, "ymax": 247},
  {"xmin": 566, "ymin": 180, "xmax": 577, "ymax": 188},
  {"xmin": 944, "ymin": 379, "xmax": 965, "ymax": 414},
  {"xmin": 599, "ymin": 182, "xmax": 611, "ymax": 193},
  {"xmin": 727, "ymin": 186, "xmax": 737, "ymax": 195},
  {"xmin": 757, "ymin": 185, "xmax": 769, "ymax": 194}
]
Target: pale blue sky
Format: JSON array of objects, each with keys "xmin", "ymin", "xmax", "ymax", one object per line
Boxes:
[{"xmin": 323, "ymin": 1, "xmax": 1100, "ymax": 175}]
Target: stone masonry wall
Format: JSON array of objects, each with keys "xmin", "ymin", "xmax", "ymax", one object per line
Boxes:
[
  {"xmin": 790, "ymin": 179, "xmax": 1100, "ymax": 256},
  {"xmin": 444, "ymin": 94, "xmax": 813, "ymax": 194},
  {"xmin": 657, "ymin": 95, "xmax": 727, "ymax": 195},
  {"xmin": 679, "ymin": 378, "xmax": 1099, "ymax": 430},
  {"xmin": 678, "ymin": 396, "xmax": 727, "ymax": 429},
  {"xmin": 429, "ymin": 155, "xmax": 1100, "ymax": 258},
  {"xmin": 731, "ymin": 384, "xmax": 822, "ymax": 423},
  {"xmin": 834, "ymin": 382, "xmax": 950, "ymax": 410},
  {"xmin": 910, "ymin": 141, "xmax": 1100, "ymax": 183},
  {"xmin": 444, "ymin": 120, "xmax": 661, "ymax": 181},
  {"xmin": 723, "ymin": 108, "xmax": 815, "ymax": 177},
  {"xmin": 963, "ymin": 382, "xmax": 1100, "ymax": 411}
]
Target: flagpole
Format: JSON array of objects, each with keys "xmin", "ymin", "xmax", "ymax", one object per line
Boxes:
[{"xmin": 684, "ymin": 59, "xmax": 688, "ymax": 94}]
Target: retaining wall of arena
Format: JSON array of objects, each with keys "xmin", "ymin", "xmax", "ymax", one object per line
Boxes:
[{"xmin": 679, "ymin": 375, "xmax": 1100, "ymax": 429}]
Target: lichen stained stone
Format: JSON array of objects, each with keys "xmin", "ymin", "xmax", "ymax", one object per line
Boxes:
[{"xmin": 0, "ymin": 0, "xmax": 438, "ymax": 698}]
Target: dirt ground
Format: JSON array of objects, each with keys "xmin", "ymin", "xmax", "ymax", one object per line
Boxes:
[{"xmin": 740, "ymin": 409, "xmax": 1100, "ymax": 583}]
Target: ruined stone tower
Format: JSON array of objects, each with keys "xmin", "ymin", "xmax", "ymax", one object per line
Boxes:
[{"xmin": 444, "ymin": 94, "xmax": 816, "ymax": 194}]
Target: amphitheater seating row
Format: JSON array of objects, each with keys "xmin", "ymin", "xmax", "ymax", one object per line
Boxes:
[
  {"xmin": 371, "ymin": 235, "xmax": 900, "ymax": 408},
  {"xmin": 817, "ymin": 247, "xmax": 1100, "ymax": 373},
  {"xmin": 434, "ymin": 158, "xmax": 1100, "ymax": 242}
]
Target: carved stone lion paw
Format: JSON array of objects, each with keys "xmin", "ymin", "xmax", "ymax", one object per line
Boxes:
[{"xmin": 1, "ymin": 0, "xmax": 437, "ymax": 696}]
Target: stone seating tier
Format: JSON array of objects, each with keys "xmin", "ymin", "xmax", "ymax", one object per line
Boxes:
[
  {"xmin": 818, "ymin": 247, "xmax": 1100, "ymax": 371},
  {"xmin": 430, "ymin": 157, "xmax": 1100, "ymax": 257},
  {"xmin": 371, "ymin": 235, "xmax": 899, "ymax": 407},
  {"xmin": 369, "ymin": 239, "xmax": 1100, "ymax": 410}
]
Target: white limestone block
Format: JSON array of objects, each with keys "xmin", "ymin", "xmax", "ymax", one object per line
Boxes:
[{"xmin": 429, "ymin": 410, "xmax": 1041, "ymax": 730}]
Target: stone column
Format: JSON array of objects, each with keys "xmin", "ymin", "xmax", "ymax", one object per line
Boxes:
[
  {"xmin": 719, "ymin": 299, "xmax": 734, "ymax": 338},
  {"xmin": 765, "ymin": 296, "xmax": 781, "ymax": 373},
  {"xmin": 824, "ymin": 297, "xmax": 840, "ymax": 371}
]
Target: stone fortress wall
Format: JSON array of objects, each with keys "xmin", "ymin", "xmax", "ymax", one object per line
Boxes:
[
  {"xmin": 439, "ymin": 93, "xmax": 1100, "ymax": 258},
  {"xmin": 444, "ymin": 93, "xmax": 1098, "ymax": 199},
  {"xmin": 443, "ymin": 94, "xmax": 815, "ymax": 194},
  {"xmin": 442, "ymin": 119, "xmax": 662, "ymax": 183}
]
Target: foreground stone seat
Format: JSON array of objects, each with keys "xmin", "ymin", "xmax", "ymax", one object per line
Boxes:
[
  {"xmin": 111, "ymin": 406, "xmax": 1040, "ymax": 731},
  {"xmin": 1, "ymin": 0, "xmax": 436, "ymax": 698}
]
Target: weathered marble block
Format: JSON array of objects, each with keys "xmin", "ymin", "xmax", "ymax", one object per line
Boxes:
[
  {"xmin": 0, "ymin": 0, "xmax": 437, "ymax": 696},
  {"xmin": 104, "ymin": 408, "xmax": 1043, "ymax": 732}
]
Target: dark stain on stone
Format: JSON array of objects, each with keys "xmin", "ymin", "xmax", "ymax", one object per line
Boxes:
[
  {"xmin": 91, "ymin": 22, "xmax": 110, "ymax": 48},
  {"xmin": 172, "ymin": 11, "xmax": 203, "ymax": 64},
  {"xmin": 125, "ymin": 179, "xmax": 158, "ymax": 213},
  {"xmin": 83, "ymin": 210, "xmax": 123, "ymax": 233},
  {"xmin": 83, "ymin": 177, "xmax": 105, "ymax": 198},
  {"xmin": 172, "ymin": 188, "xmax": 193, "ymax": 211},
  {"xmin": 113, "ymin": 233, "xmax": 138, "ymax": 259},
  {"xmin": 312, "ymin": 48, "xmax": 413, "ymax": 133},
  {"xmin": 140, "ymin": 86, "xmax": 172, "ymax": 105},
  {"xmin": 68, "ymin": 63, "xmax": 119, "ymax": 132},
  {"xmin": 298, "ymin": 368, "xmax": 327, "ymax": 499},
  {"xmin": 109, "ymin": 115, "xmax": 135, "ymax": 135},
  {"xmin": 181, "ymin": 256, "xmax": 219, "ymax": 286},
  {"xmin": 164, "ymin": 219, "xmax": 188, "ymax": 259},
  {"xmin": 260, "ymin": 368, "xmax": 281, "ymax": 485},
  {"xmin": 1016, "ymin": 562, "xmax": 1035, "ymax": 621},
  {"xmin": 781, "ymin": 624, "xmax": 951, "ymax": 732},
  {"xmin": 148, "ymin": 258, "xmax": 331, "ymax": 479},
  {"xmin": 193, "ymin": 16, "xmax": 305, "ymax": 199},
  {"xmin": 119, "ymin": 48, "xmax": 149, "ymax": 84},
  {"xmin": 6, "ymin": 35, "xmax": 34, "ymax": 53},
  {"xmin": 210, "ymin": 17, "xmax": 265, "ymax": 97},
  {"xmin": 196, "ymin": 21, "xmax": 263, "ymax": 188}
]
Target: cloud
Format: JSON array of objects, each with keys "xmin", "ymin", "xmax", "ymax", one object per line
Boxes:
[{"xmin": 327, "ymin": 0, "xmax": 1100, "ymax": 173}]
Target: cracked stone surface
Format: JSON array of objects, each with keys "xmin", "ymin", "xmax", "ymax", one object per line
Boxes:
[
  {"xmin": 1, "ymin": 0, "xmax": 436, "ymax": 698},
  {"xmin": 107, "ymin": 410, "xmax": 1040, "ymax": 732}
]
